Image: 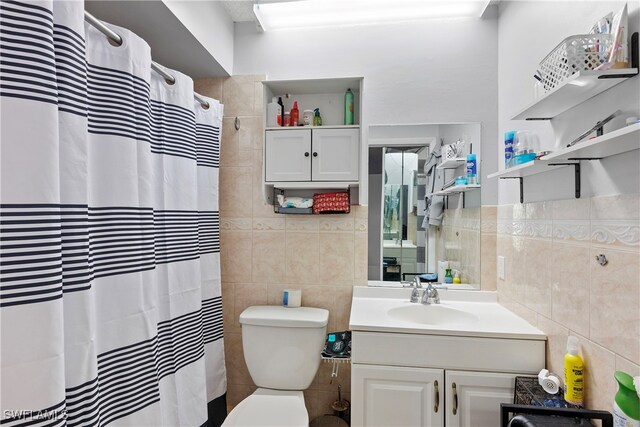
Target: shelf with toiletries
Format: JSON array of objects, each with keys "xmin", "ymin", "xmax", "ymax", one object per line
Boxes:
[
  {"xmin": 265, "ymin": 125, "xmax": 360, "ymax": 131},
  {"xmin": 273, "ymin": 187, "xmax": 352, "ymax": 215},
  {"xmin": 489, "ymin": 123, "xmax": 640, "ymax": 202},
  {"xmin": 512, "ymin": 68, "xmax": 638, "ymax": 120},
  {"xmin": 489, "ymin": 123, "xmax": 640, "ymax": 180}
]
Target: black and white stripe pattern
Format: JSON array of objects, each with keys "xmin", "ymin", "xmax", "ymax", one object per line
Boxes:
[
  {"xmin": 1, "ymin": 205, "xmax": 220, "ymax": 307},
  {"xmin": 87, "ymin": 62, "xmax": 151, "ymax": 143},
  {"xmin": 65, "ymin": 306, "xmax": 208, "ymax": 427},
  {"xmin": 150, "ymin": 99, "xmax": 197, "ymax": 162},
  {"xmin": 53, "ymin": 23, "xmax": 87, "ymax": 116},
  {"xmin": 196, "ymin": 122, "xmax": 220, "ymax": 168},
  {"xmin": 0, "ymin": 0, "xmax": 57, "ymax": 105},
  {"xmin": 202, "ymin": 296, "xmax": 223, "ymax": 344}
]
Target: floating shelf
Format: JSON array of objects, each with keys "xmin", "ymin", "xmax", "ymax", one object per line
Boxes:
[
  {"xmin": 512, "ymin": 68, "xmax": 638, "ymax": 120},
  {"xmin": 487, "ymin": 160, "xmax": 552, "ymax": 179},
  {"xmin": 488, "ymin": 124, "xmax": 640, "ymax": 202},
  {"xmin": 428, "ymin": 184, "xmax": 480, "ymax": 197},
  {"xmin": 543, "ymin": 123, "xmax": 640, "ymax": 161},
  {"xmin": 437, "ymin": 158, "xmax": 466, "ymax": 169}
]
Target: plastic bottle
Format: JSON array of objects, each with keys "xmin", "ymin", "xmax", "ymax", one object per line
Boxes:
[
  {"xmin": 564, "ymin": 336, "xmax": 584, "ymax": 406},
  {"xmin": 266, "ymin": 97, "xmax": 280, "ymax": 127},
  {"xmin": 504, "ymin": 131, "xmax": 516, "ymax": 168},
  {"xmin": 444, "ymin": 265, "xmax": 453, "ymax": 284},
  {"xmin": 466, "ymin": 153, "xmax": 477, "ymax": 185},
  {"xmin": 277, "ymin": 97, "xmax": 284, "ymax": 126},
  {"xmin": 290, "ymin": 101, "xmax": 299, "ymax": 127},
  {"xmin": 453, "ymin": 271, "xmax": 461, "ymax": 284},
  {"xmin": 344, "ymin": 88, "xmax": 354, "ymax": 125},
  {"xmin": 313, "ymin": 108, "xmax": 322, "ymax": 126},
  {"xmin": 613, "ymin": 371, "xmax": 640, "ymax": 427}
]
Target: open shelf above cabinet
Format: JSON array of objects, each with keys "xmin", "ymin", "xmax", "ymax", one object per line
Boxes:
[
  {"xmin": 512, "ymin": 68, "xmax": 638, "ymax": 120},
  {"xmin": 265, "ymin": 125, "xmax": 359, "ymax": 131}
]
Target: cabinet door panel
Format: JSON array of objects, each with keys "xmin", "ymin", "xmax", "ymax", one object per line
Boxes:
[
  {"xmin": 352, "ymin": 364, "xmax": 443, "ymax": 427},
  {"xmin": 445, "ymin": 370, "xmax": 519, "ymax": 427},
  {"xmin": 311, "ymin": 128, "xmax": 359, "ymax": 181},
  {"xmin": 265, "ymin": 130, "xmax": 311, "ymax": 182}
]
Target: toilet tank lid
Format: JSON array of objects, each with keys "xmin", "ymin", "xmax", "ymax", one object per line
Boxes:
[{"xmin": 240, "ymin": 306, "xmax": 329, "ymax": 328}]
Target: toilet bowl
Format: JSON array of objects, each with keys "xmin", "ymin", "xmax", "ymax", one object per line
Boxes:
[{"xmin": 222, "ymin": 306, "xmax": 329, "ymax": 427}]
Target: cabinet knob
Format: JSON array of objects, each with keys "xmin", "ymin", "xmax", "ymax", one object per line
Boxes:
[
  {"xmin": 304, "ymin": 152, "xmax": 310, "ymax": 157},
  {"xmin": 313, "ymin": 152, "xmax": 318, "ymax": 157}
]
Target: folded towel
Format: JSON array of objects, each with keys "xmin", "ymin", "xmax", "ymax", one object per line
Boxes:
[{"xmin": 276, "ymin": 195, "xmax": 313, "ymax": 208}]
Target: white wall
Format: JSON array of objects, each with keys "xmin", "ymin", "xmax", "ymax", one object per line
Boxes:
[
  {"xmin": 233, "ymin": 15, "xmax": 500, "ymax": 204},
  {"xmin": 498, "ymin": 1, "xmax": 640, "ymax": 204},
  {"xmin": 163, "ymin": 0, "xmax": 235, "ymax": 75}
]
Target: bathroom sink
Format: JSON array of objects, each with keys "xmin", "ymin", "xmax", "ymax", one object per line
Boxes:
[{"xmin": 387, "ymin": 304, "xmax": 479, "ymax": 325}]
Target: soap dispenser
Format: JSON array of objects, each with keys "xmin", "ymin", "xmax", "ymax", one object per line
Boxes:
[{"xmin": 313, "ymin": 108, "xmax": 322, "ymax": 126}]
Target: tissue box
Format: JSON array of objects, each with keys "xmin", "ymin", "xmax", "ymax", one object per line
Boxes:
[{"xmin": 312, "ymin": 192, "xmax": 350, "ymax": 214}]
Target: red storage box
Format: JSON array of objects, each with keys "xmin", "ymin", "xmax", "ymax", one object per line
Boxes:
[{"xmin": 312, "ymin": 192, "xmax": 350, "ymax": 214}]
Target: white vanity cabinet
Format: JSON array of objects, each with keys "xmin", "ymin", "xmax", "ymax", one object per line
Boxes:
[
  {"xmin": 265, "ymin": 128, "xmax": 359, "ymax": 182},
  {"xmin": 351, "ymin": 331, "xmax": 544, "ymax": 427}
]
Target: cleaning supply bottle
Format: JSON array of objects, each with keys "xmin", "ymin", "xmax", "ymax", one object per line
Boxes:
[
  {"xmin": 277, "ymin": 97, "xmax": 284, "ymax": 126},
  {"xmin": 613, "ymin": 371, "xmax": 640, "ymax": 427},
  {"xmin": 564, "ymin": 335, "xmax": 584, "ymax": 406},
  {"xmin": 344, "ymin": 88, "xmax": 354, "ymax": 125},
  {"xmin": 290, "ymin": 101, "xmax": 299, "ymax": 127},
  {"xmin": 313, "ymin": 108, "xmax": 322, "ymax": 126},
  {"xmin": 466, "ymin": 153, "xmax": 477, "ymax": 185},
  {"xmin": 266, "ymin": 97, "xmax": 280, "ymax": 127}
]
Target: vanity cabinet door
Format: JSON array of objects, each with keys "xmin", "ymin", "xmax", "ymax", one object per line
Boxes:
[
  {"xmin": 311, "ymin": 128, "xmax": 359, "ymax": 181},
  {"xmin": 444, "ymin": 370, "xmax": 519, "ymax": 427},
  {"xmin": 352, "ymin": 364, "xmax": 444, "ymax": 427},
  {"xmin": 265, "ymin": 129, "xmax": 311, "ymax": 182}
]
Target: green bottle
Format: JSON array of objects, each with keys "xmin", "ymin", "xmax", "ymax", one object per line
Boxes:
[
  {"xmin": 313, "ymin": 108, "xmax": 322, "ymax": 126},
  {"xmin": 344, "ymin": 88, "xmax": 354, "ymax": 125},
  {"xmin": 613, "ymin": 371, "xmax": 640, "ymax": 427},
  {"xmin": 444, "ymin": 268, "xmax": 453, "ymax": 284}
]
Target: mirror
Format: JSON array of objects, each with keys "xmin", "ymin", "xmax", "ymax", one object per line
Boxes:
[{"xmin": 368, "ymin": 123, "xmax": 482, "ymax": 289}]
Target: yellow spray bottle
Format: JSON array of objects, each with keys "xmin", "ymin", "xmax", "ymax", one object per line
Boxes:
[{"xmin": 564, "ymin": 335, "xmax": 584, "ymax": 406}]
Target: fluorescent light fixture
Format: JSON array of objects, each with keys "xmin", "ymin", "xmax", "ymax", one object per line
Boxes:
[{"xmin": 253, "ymin": 0, "xmax": 490, "ymax": 31}]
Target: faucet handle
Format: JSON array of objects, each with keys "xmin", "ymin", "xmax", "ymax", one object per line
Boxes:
[
  {"xmin": 410, "ymin": 287, "xmax": 421, "ymax": 303},
  {"xmin": 421, "ymin": 283, "xmax": 440, "ymax": 305}
]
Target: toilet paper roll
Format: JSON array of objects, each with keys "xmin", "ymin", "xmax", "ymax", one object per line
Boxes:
[{"xmin": 283, "ymin": 289, "xmax": 302, "ymax": 308}]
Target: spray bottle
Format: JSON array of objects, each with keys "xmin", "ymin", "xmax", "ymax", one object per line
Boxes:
[
  {"xmin": 344, "ymin": 88, "xmax": 354, "ymax": 125},
  {"xmin": 564, "ymin": 336, "xmax": 584, "ymax": 406}
]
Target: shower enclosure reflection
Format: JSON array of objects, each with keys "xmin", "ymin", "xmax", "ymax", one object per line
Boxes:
[{"xmin": 381, "ymin": 147, "xmax": 424, "ymax": 281}]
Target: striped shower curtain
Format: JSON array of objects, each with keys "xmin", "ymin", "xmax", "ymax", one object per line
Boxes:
[{"xmin": 0, "ymin": 1, "xmax": 226, "ymax": 426}]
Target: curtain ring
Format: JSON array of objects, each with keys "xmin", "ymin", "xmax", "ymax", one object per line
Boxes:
[{"xmin": 234, "ymin": 117, "xmax": 240, "ymax": 130}]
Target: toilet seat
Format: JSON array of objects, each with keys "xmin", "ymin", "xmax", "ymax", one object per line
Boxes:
[{"xmin": 222, "ymin": 388, "xmax": 308, "ymax": 427}]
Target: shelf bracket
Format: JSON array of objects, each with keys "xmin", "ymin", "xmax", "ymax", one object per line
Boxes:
[
  {"xmin": 548, "ymin": 162, "xmax": 581, "ymax": 198},
  {"xmin": 500, "ymin": 177, "xmax": 524, "ymax": 204}
]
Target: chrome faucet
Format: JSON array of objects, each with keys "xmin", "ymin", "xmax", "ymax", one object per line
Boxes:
[
  {"xmin": 421, "ymin": 282, "xmax": 440, "ymax": 305},
  {"xmin": 410, "ymin": 276, "xmax": 421, "ymax": 303}
]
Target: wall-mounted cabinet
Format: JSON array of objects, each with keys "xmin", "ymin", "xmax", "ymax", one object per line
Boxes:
[
  {"xmin": 265, "ymin": 128, "xmax": 359, "ymax": 182},
  {"xmin": 262, "ymin": 77, "xmax": 364, "ymax": 208}
]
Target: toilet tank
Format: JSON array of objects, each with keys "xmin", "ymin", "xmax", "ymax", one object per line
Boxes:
[{"xmin": 239, "ymin": 306, "xmax": 329, "ymax": 390}]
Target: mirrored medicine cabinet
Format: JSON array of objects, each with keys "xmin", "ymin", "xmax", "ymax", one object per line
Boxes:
[{"xmin": 368, "ymin": 123, "xmax": 482, "ymax": 289}]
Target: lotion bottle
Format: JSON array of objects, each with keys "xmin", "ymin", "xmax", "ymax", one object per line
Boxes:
[{"xmin": 564, "ymin": 336, "xmax": 584, "ymax": 406}]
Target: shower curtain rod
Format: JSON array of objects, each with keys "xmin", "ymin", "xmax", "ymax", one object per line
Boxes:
[{"xmin": 84, "ymin": 11, "xmax": 211, "ymax": 109}]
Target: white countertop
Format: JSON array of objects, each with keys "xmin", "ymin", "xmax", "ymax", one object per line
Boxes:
[{"xmin": 349, "ymin": 286, "xmax": 546, "ymax": 340}]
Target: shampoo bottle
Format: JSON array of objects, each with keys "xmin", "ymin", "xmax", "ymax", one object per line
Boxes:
[
  {"xmin": 344, "ymin": 88, "xmax": 354, "ymax": 125},
  {"xmin": 564, "ymin": 335, "xmax": 584, "ymax": 406},
  {"xmin": 277, "ymin": 97, "xmax": 284, "ymax": 126},
  {"xmin": 313, "ymin": 108, "xmax": 322, "ymax": 126},
  {"xmin": 290, "ymin": 101, "xmax": 299, "ymax": 127},
  {"xmin": 466, "ymin": 153, "xmax": 477, "ymax": 185},
  {"xmin": 613, "ymin": 371, "xmax": 640, "ymax": 427}
]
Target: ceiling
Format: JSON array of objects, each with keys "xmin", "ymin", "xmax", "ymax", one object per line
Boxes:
[{"xmin": 219, "ymin": 1, "xmax": 256, "ymax": 22}]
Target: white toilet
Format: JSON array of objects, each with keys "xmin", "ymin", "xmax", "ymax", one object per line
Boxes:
[{"xmin": 222, "ymin": 305, "xmax": 329, "ymax": 427}]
